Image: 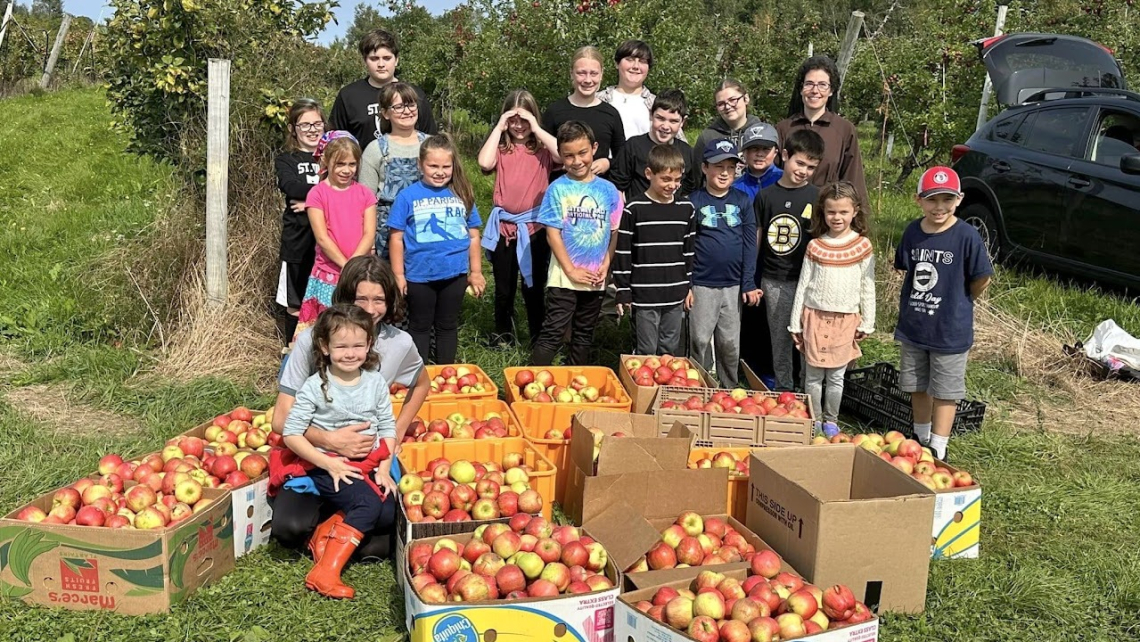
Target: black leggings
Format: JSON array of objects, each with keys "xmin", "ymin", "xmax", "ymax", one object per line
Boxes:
[
  {"xmin": 269, "ymin": 488, "xmax": 397, "ymax": 560},
  {"xmin": 489, "ymin": 233, "xmax": 548, "ymax": 343},
  {"xmin": 406, "ymin": 275, "xmax": 466, "ymax": 364}
]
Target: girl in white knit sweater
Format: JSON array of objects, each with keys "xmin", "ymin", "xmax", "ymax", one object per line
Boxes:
[{"xmin": 789, "ymin": 182, "xmax": 876, "ymax": 424}]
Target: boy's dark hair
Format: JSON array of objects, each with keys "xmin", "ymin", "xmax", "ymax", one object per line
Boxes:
[
  {"xmin": 359, "ymin": 29, "xmax": 399, "ymax": 59},
  {"xmin": 651, "ymin": 89, "xmax": 688, "ymax": 119},
  {"xmin": 311, "ymin": 305, "xmax": 379, "ymax": 402},
  {"xmin": 556, "ymin": 120, "xmax": 595, "ymax": 148},
  {"xmin": 333, "ymin": 256, "xmax": 405, "ymax": 324},
  {"xmin": 812, "ymin": 181, "xmax": 870, "ymax": 237},
  {"xmin": 786, "ymin": 55, "xmax": 840, "ymax": 117},
  {"xmin": 647, "ymin": 144, "xmax": 686, "ymax": 174},
  {"xmin": 784, "ymin": 129, "xmax": 825, "ymax": 161},
  {"xmin": 614, "ymin": 39, "xmax": 653, "ymax": 68}
]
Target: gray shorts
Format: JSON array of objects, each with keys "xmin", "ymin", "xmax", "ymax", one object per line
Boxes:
[{"xmin": 898, "ymin": 342, "xmax": 969, "ymax": 401}]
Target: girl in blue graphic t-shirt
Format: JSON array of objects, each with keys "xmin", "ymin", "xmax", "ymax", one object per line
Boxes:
[{"xmin": 388, "ymin": 135, "xmax": 484, "ymax": 364}]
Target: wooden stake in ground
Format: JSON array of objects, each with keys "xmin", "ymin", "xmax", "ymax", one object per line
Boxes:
[
  {"xmin": 39, "ymin": 13, "xmax": 71, "ymax": 90},
  {"xmin": 0, "ymin": 3, "xmax": 14, "ymax": 51},
  {"xmin": 206, "ymin": 58, "xmax": 231, "ymax": 308},
  {"xmin": 836, "ymin": 11, "xmax": 865, "ymax": 89},
  {"xmin": 975, "ymin": 5, "xmax": 1008, "ymax": 132}
]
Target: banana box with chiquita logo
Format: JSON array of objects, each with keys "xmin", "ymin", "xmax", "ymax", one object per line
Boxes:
[
  {"xmin": 928, "ymin": 459, "xmax": 981, "ymax": 560},
  {"xmin": 404, "ymin": 503, "xmax": 654, "ymax": 642}
]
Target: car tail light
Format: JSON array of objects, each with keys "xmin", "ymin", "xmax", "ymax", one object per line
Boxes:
[{"xmin": 950, "ymin": 145, "xmax": 970, "ymax": 164}]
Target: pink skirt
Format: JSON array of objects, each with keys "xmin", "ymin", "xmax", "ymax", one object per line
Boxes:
[{"xmin": 801, "ymin": 308, "xmax": 862, "ymax": 368}]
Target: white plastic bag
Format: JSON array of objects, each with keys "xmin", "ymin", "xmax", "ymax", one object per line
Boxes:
[{"xmin": 1083, "ymin": 319, "xmax": 1140, "ymax": 376}]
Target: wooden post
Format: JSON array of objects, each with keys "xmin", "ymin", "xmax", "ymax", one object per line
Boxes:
[
  {"xmin": 975, "ymin": 5, "xmax": 1008, "ymax": 131},
  {"xmin": 0, "ymin": 3, "xmax": 14, "ymax": 51},
  {"xmin": 807, "ymin": 42, "xmax": 813, "ymax": 58},
  {"xmin": 836, "ymin": 11, "xmax": 865, "ymax": 85},
  {"xmin": 885, "ymin": 133, "xmax": 895, "ymax": 158},
  {"xmin": 39, "ymin": 13, "xmax": 71, "ymax": 89},
  {"xmin": 205, "ymin": 59, "xmax": 231, "ymax": 308},
  {"xmin": 71, "ymin": 28, "xmax": 94, "ymax": 76}
]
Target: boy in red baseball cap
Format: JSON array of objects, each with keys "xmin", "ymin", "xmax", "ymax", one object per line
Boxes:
[{"xmin": 893, "ymin": 166, "xmax": 993, "ymax": 460}]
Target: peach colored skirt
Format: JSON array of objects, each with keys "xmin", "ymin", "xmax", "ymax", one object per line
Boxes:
[{"xmin": 801, "ymin": 307, "xmax": 862, "ymax": 368}]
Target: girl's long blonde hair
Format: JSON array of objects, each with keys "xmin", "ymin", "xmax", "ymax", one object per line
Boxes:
[
  {"xmin": 497, "ymin": 89, "xmax": 543, "ymax": 155},
  {"xmin": 420, "ymin": 134, "xmax": 475, "ymax": 214}
]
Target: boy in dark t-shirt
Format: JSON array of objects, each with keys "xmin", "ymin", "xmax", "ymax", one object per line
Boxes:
[
  {"xmin": 609, "ymin": 90, "xmax": 700, "ymax": 199},
  {"xmin": 328, "ymin": 29, "xmax": 437, "ymax": 147},
  {"xmin": 755, "ymin": 129, "xmax": 824, "ymax": 391},
  {"xmin": 895, "ymin": 167, "xmax": 993, "ymax": 461}
]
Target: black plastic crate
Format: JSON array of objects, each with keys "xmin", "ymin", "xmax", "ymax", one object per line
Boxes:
[{"xmin": 840, "ymin": 362, "xmax": 986, "ymax": 436}]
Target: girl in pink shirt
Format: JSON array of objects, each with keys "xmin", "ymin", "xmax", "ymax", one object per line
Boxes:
[
  {"xmin": 295, "ymin": 131, "xmax": 378, "ymax": 339},
  {"xmin": 476, "ymin": 89, "xmax": 560, "ymax": 347}
]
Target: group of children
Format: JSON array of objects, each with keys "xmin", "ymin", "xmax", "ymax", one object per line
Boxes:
[{"xmin": 271, "ymin": 30, "xmax": 994, "ymax": 602}]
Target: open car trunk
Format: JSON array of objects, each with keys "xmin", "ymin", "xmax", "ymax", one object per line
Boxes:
[{"xmin": 975, "ymin": 33, "xmax": 1126, "ymax": 105}]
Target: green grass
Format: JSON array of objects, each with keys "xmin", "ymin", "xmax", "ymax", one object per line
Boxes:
[{"xmin": 3, "ymin": 88, "xmax": 1140, "ymax": 640}]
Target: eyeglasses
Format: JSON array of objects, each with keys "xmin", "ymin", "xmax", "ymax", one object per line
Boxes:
[
  {"xmin": 715, "ymin": 95, "xmax": 746, "ymax": 111},
  {"xmin": 803, "ymin": 81, "xmax": 832, "ymax": 92},
  {"xmin": 387, "ymin": 102, "xmax": 418, "ymax": 114},
  {"xmin": 295, "ymin": 122, "xmax": 325, "ymax": 132}
]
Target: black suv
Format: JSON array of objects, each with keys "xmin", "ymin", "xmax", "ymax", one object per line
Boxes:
[{"xmin": 952, "ymin": 33, "xmax": 1140, "ymax": 290}]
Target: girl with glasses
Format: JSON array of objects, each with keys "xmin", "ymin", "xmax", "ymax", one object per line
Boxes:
[
  {"xmin": 359, "ymin": 82, "xmax": 429, "ymax": 259},
  {"xmin": 694, "ymin": 79, "xmax": 764, "ymax": 181},
  {"xmin": 274, "ymin": 99, "xmax": 326, "ymax": 345}
]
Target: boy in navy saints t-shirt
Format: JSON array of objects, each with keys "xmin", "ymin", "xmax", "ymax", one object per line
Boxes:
[{"xmin": 895, "ymin": 166, "xmax": 993, "ymax": 461}]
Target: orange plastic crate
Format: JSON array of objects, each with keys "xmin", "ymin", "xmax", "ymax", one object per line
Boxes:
[
  {"xmin": 688, "ymin": 447, "xmax": 755, "ymax": 522},
  {"xmin": 403, "ymin": 398, "xmax": 523, "ymax": 442},
  {"xmin": 397, "ymin": 437, "xmax": 555, "ymax": 520},
  {"xmin": 510, "ymin": 403, "xmax": 627, "ymax": 505},
  {"xmin": 391, "ymin": 364, "xmax": 498, "ymax": 406},
  {"xmin": 503, "ymin": 366, "xmax": 633, "ymax": 410}
]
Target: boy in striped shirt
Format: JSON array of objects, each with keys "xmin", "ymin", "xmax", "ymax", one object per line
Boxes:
[{"xmin": 613, "ymin": 145, "xmax": 697, "ymax": 355}]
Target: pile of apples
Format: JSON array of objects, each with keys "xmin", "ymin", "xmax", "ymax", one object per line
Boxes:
[
  {"xmin": 408, "ymin": 515, "xmax": 614, "ymax": 603},
  {"xmin": 624, "ymin": 355, "xmax": 703, "ymax": 388},
  {"xmin": 203, "ymin": 406, "xmax": 280, "ymax": 455},
  {"xmin": 690, "ymin": 451, "xmax": 749, "ymax": 478},
  {"xmin": 632, "ymin": 553, "xmax": 871, "ymax": 641},
  {"xmin": 660, "ymin": 391, "xmax": 811, "ymax": 419},
  {"xmin": 512, "ymin": 369, "xmax": 621, "ymax": 404},
  {"xmin": 398, "ymin": 455, "xmax": 545, "ymax": 523},
  {"xmin": 813, "ymin": 431, "xmax": 976, "ymax": 489},
  {"xmin": 626, "ymin": 512, "xmax": 759, "ymax": 573},
  {"xmin": 15, "ymin": 458, "xmax": 219, "ymax": 530},
  {"xmin": 429, "ymin": 366, "xmax": 491, "ymax": 396},
  {"xmin": 389, "ymin": 383, "xmax": 410, "ymax": 402},
  {"xmin": 401, "ymin": 411, "xmax": 511, "ymax": 444}
]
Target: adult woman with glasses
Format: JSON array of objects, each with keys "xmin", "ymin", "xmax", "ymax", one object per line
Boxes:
[
  {"xmin": 274, "ymin": 98, "xmax": 326, "ymax": 344},
  {"xmin": 694, "ymin": 79, "xmax": 764, "ymax": 175},
  {"xmin": 358, "ymin": 82, "xmax": 429, "ymax": 258},
  {"xmin": 777, "ymin": 56, "xmax": 869, "ymax": 210}
]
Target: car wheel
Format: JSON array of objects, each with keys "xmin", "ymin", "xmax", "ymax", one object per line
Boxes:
[{"xmin": 960, "ymin": 203, "xmax": 1001, "ymax": 261}]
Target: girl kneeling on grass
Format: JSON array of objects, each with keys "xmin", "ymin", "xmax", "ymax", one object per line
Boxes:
[
  {"xmin": 389, "ymin": 134, "xmax": 485, "ymax": 364},
  {"xmin": 282, "ymin": 304, "xmax": 398, "ymax": 599},
  {"xmin": 789, "ymin": 181, "xmax": 876, "ymax": 426},
  {"xmin": 294, "ymin": 131, "xmax": 378, "ymax": 340}
]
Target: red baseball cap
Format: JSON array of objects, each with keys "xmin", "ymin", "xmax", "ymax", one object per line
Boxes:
[{"xmin": 917, "ymin": 166, "xmax": 962, "ymax": 199}]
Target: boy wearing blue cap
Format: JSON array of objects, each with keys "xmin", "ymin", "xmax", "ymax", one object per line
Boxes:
[
  {"xmin": 733, "ymin": 123, "xmax": 784, "ymax": 200},
  {"xmin": 687, "ymin": 139, "xmax": 763, "ymax": 388}
]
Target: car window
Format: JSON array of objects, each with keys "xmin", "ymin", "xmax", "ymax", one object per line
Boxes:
[
  {"xmin": 1088, "ymin": 110, "xmax": 1140, "ymax": 167},
  {"xmin": 990, "ymin": 113, "xmax": 1024, "ymax": 142},
  {"xmin": 1020, "ymin": 106, "xmax": 1092, "ymax": 157}
]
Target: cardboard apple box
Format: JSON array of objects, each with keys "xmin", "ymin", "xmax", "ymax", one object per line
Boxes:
[
  {"xmin": 618, "ymin": 354, "xmax": 713, "ymax": 414},
  {"xmin": 403, "ymin": 521, "xmax": 626, "ymax": 642},
  {"xmin": 561, "ymin": 413, "xmax": 695, "ymax": 525},
  {"xmin": 616, "ymin": 567, "xmax": 880, "ymax": 642},
  {"xmin": 0, "ymin": 486, "xmax": 235, "ymax": 615},
  {"xmin": 179, "ymin": 421, "xmax": 273, "ymax": 559},
  {"xmin": 629, "ymin": 514, "xmax": 791, "ymax": 587},
  {"xmin": 928, "ymin": 459, "xmax": 981, "ymax": 560},
  {"xmin": 746, "ymin": 445, "xmax": 935, "ymax": 614}
]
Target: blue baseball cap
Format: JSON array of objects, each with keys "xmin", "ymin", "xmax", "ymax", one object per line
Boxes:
[{"xmin": 703, "ymin": 138, "xmax": 742, "ymax": 164}]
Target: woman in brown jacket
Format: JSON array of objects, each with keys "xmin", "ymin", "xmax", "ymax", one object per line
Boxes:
[{"xmin": 776, "ymin": 56, "xmax": 870, "ymax": 213}]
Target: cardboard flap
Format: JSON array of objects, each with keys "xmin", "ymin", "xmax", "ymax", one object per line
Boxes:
[
  {"xmin": 580, "ymin": 498, "xmax": 661, "ymax": 573},
  {"xmin": 752, "ymin": 445, "xmax": 857, "ymax": 502},
  {"xmin": 570, "ymin": 412, "xmax": 692, "ymax": 476},
  {"xmin": 742, "ymin": 361, "xmax": 771, "ymax": 391}
]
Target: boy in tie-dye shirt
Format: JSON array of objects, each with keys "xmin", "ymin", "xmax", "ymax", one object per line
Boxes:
[{"xmin": 530, "ymin": 121, "xmax": 624, "ymax": 366}]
